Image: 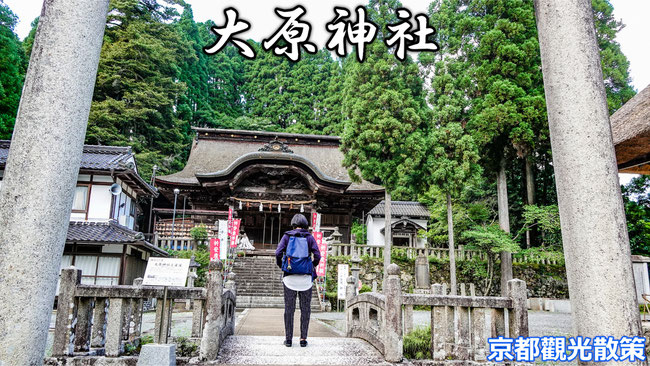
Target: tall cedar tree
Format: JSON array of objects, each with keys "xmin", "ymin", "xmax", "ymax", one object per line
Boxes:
[
  {"xmin": 341, "ymin": 0, "xmax": 431, "ymax": 270},
  {"xmin": 426, "ymin": 0, "xmax": 635, "ymax": 248},
  {"xmin": 0, "ymin": 3, "xmax": 26, "ymax": 139},
  {"xmin": 86, "ymin": 0, "xmax": 191, "ymax": 179},
  {"xmin": 420, "ymin": 123, "xmax": 482, "ymax": 294}
]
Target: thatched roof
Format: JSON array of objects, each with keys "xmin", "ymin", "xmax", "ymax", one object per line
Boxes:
[
  {"xmin": 611, "ymin": 85, "xmax": 650, "ymax": 175},
  {"xmin": 157, "ymin": 128, "xmax": 383, "ymax": 192}
]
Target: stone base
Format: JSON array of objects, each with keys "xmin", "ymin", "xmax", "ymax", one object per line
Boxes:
[{"xmin": 137, "ymin": 344, "xmax": 176, "ymax": 366}]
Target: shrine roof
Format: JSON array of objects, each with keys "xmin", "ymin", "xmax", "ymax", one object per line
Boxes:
[
  {"xmin": 611, "ymin": 85, "xmax": 650, "ymax": 175},
  {"xmin": 67, "ymin": 220, "xmax": 168, "ymax": 256},
  {"xmin": 156, "ymin": 128, "xmax": 384, "ymax": 192},
  {"xmin": 368, "ymin": 200, "xmax": 430, "ymax": 218}
]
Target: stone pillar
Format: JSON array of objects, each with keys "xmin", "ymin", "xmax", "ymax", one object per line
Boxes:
[
  {"xmin": 507, "ymin": 279, "xmax": 528, "ymax": 338},
  {"xmin": 131, "ymin": 278, "xmax": 144, "ymax": 340},
  {"xmin": 415, "ymin": 252, "xmax": 430, "ymax": 290},
  {"xmin": 430, "ymin": 284, "xmax": 446, "ymax": 361},
  {"xmin": 74, "ymin": 297, "xmax": 94, "ymax": 352},
  {"xmin": 383, "ymin": 263, "xmax": 402, "ymax": 363},
  {"xmin": 105, "ymin": 298, "xmax": 126, "ymax": 357},
  {"xmin": 345, "ymin": 276, "xmax": 356, "ymax": 311},
  {"xmin": 200, "ymin": 260, "xmax": 224, "ymax": 361},
  {"xmin": 52, "ymin": 268, "xmax": 81, "ymax": 357},
  {"xmin": 534, "ymin": 0, "xmax": 643, "ymax": 351},
  {"xmin": 192, "ymin": 300, "xmax": 205, "ymax": 338},
  {"xmin": 345, "ymin": 276, "xmax": 356, "ymax": 335},
  {"xmin": 91, "ymin": 298, "xmax": 109, "ymax": 348},
  {"xmin": 0, "ymin": 1, "xmax": 109, "ymax": 364}
]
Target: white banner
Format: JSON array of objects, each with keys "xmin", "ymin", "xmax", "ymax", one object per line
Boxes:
[
  {"xmin": 218, "ymin": 219, "xmax": 228, "ymax": 260},
  {"xmin": 337, "ymin": 264, "xmax": 350, "ymax": 300}
]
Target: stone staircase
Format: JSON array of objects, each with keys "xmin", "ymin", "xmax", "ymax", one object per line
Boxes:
[{"xmin": 233, "ymin": 255, "xmax": 320, "ymax": 309}]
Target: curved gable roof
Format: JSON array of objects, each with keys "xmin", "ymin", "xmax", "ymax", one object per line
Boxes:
[{"xmin": 157, "ymin": 128, "xmax": 383, "ymax": 192}]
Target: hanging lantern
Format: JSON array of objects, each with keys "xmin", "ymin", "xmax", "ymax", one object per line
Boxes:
[
  {"xmin": 259, "ymin": 202, "xmax": 263, "ymax": 212},
  {"xmin": 300, "ymin": 204, "xmax": 304, "ymax": 213},
  {"xmin": 278, "ymin": 204, "xmax": 281, "ymax": 212}
]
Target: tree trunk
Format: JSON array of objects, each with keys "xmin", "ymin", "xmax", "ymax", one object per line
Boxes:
[
  {"xmin": 383, "ymin": 190, "xmax": 392, "ymax": 276},
  {"xmin": 525, "ymin": 158, "xmax": 535, "ymax": 248},
  {"xmin": 497, "ymin": 155, "xmax": 513, "ymax": 296},
  {"xmin": 447, "ymin": 193, "xmax": 457, "ymax": 295}
]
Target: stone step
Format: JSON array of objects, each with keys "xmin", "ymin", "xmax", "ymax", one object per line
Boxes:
[
  {"xmin": 212, "ymin": 336, "xmax": 390, "ymax": 365},
  {"xmin": 236, "ymin": 296, "xmax": 321, "ymax": 310}
]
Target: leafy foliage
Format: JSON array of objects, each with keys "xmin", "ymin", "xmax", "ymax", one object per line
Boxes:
[
  {"xmin": 341, "ymin": 0, "xmax": 430, "ymax": 194},
  {"xmin": 403, "ymin": 327, "xmax": 432, "ymax": 359},
  {"xmin": 622, "ymin": 176, "xmax": 650, "ymax": 256},
  {"xmin": 0, "ymin": 3, "xmax": 26, "ymax": 139}
]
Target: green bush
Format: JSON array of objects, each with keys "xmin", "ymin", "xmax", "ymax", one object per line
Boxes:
[
  {"xmin": 190, "ymin": 225, "xmax": 208, "ymax": 241},
  {"xmin": 403, "ymin": 326, "xmax": 432, "ymax": 359}
]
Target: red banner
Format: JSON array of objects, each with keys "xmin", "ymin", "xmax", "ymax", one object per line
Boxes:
[
  {"xmin": 209, "ymin": 238, "xmax": 220, "ymax": 261},
  {"xmin": 312, "ymin": 212, "xmax": 318, "ymax": 229},
  {"xmin": 227, "ymin": 207, "xmax": 233, "ymax": 236},
  {"xmin": 230, "ymin": 219, "xmax": 241, "ymax": 248},
  {"xmin": 314, "ymin": 231, "xmax": 327, "ymax": 277}
]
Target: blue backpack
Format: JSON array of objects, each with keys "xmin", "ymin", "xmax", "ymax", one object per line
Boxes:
[{"xmin": 282, "ymin": 235, "xmax": 312, "ymax": 275}]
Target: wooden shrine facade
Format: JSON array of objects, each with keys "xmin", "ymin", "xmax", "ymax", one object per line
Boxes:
[{"xmin": 154, "ymin": 128, "xmax": 385, "ymax": 247}]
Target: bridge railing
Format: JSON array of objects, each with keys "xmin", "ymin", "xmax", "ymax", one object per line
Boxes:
[
  {"xmin": 330, "ymin": 244, "xmax": 560, "ymax": 264},
  {"xmin": 52, "ymin": 261, "xmax": 235, "ymax": 360},
  {"xmin": 345, "ymin": 263, "xmax": 528, "ymax": 363}
]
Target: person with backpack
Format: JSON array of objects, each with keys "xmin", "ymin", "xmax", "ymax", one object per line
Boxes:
[{"xmin": 275, "ymin": 213, "xmax": 321, "ymax": 348}]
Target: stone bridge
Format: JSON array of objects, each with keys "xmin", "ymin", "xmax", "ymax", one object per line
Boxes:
[{"xmin": 47, "ymin": 260, "xmax": 528, "ymax": 365}]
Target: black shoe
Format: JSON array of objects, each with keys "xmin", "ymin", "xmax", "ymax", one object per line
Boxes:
[
  {"xmin": 300, "ymin": 340, "xmax": 307, "ymax": 347},
  {"xmin": 284, "ymin": 340, "xmax": 292, "ymax": 347}
]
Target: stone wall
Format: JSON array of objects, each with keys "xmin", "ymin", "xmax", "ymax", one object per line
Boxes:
[{"xmin": 325, "ymin": 255, "xmax": 568, "ymax": 300}]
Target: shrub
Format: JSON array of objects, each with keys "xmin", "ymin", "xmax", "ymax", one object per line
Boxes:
[{"xmin": 403, "ymin": 326, "xmax": 432, "ymax": 359}]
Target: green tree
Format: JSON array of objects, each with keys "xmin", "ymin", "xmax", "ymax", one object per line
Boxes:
[
  {"xmin": 621, "ymin": 176, "xmax": 650, "ymax": 256},
  {"xmin": 341, "ymin": 0, "xmax": 431, "ymax": 271},
  {"xmin": 86, "ymin": 0, "xmax": 191, "ymax": 178},
  {"xmin": 0, "ymin": 3, "xmax": 27, "ymax": 139},
  {"xmin": 592, "ymin": 0, "xmax": 636, "ymax": 113},
  {"xmin": 420, "ymin": 123, "xmax": 482, "ymax": 294}
]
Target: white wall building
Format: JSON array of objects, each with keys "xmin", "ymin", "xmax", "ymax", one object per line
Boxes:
[
  {"xmin": 366, "ymin": 200, "xmax": 429, "ymax": 248},
  {"xmin": 0, "ymin": 142, "xmax": 166, "ymax": 287}
]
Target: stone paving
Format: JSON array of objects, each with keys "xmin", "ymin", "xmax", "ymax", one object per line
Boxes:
[{"xmin": 211, "ymin": 336, "xmax": 390, "ymax": 366}]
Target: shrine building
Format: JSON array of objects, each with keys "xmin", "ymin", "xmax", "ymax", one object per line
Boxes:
[{"xmin": 153, "ymin": 128, "xmax": 385, "ymax": 250}]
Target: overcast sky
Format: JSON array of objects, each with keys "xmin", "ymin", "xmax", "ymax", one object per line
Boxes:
[{"xmin": 4, "ymin": 0, "xmax": 647, "ymax": 184}]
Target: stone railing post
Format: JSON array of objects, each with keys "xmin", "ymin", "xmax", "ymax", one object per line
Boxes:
[
  {"xmin": 131, "ymin": 278, "xmax": 144, "ymax": 340},
  {"xmin": 74, "ymin": 297, "xmax": 93, "ymax": 352},
  {"xmin": 200, "ymin": 260, "xmax": 224, "ymax": 361},
  {"xmin": 91, "ymin": 298, "xmax": 108, "ymax": 348},
  {"xmin": 105, "ymin": 297, "xmax": 126, "ymax": 356},
  {"xmin": 430, "ymin": 284, "xmax": 446, "ymax": 360},
  {"xmin": 345, "ymin": 276, "xmax": 356, "ymax": 310},
  {"xmin": 52, "ymin": 267, "xmax": 81, "ymax": 357},
  {"xmin": 383, "ymin": 263, "xmax": 403, "ymax": 363},
  {"xmin": 507, "ymin": 279, "xmax": 528, "ymax": 338},
  {"xmin": 225, "ymin": 272, "xmax": 237, "ymax": 293}
]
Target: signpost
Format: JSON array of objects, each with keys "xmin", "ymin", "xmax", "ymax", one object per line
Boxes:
[
  {"xmin": 337, "ymin": 263, "xmax": 349, "ymax": 310},
  {"xmin": 142, "ymin": 258, "xmax": 191, "ymax": 344}
]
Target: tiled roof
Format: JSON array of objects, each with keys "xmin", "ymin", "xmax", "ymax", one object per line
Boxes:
[
  {"xmin": 368, "ymin": 200, "xmax": 430, "ymax": 218},
  {"xmin": 156, "ymin": 128, "xmax": 384, "ymax": 192},
  {"xmin": 0, "ymin": 141, "xmax": 133, "ymax": 171},
  {"xmin": 67, "ymin": 220, "xmax": 167, "ymax": 256},
  {"xmin": 0, "ymin": 141, "xmax": 156, "ymax": 196},
  {"xmin": 67, "ymin": 220, "xmax": 143, "ymax": 243}
]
